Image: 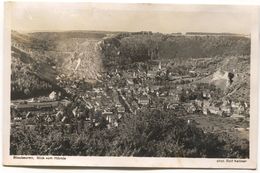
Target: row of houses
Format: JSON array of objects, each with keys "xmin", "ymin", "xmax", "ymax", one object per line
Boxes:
[{"xmin": 204, "ymin": 100, "xmax": 248, "ymax": 118}]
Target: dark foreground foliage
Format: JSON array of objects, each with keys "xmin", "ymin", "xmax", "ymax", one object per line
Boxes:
[{"xmin": 10, "ymin": 109, "xmax": 249, "ymax": 158}]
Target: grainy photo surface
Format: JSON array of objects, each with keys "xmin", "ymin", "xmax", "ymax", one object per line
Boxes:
[{"xmin": 3, "ymin": 2, "xmax": 259, "ymax": 168}]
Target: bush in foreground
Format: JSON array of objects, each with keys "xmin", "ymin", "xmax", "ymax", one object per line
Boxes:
[{"xmin": 10, "ymin": 109, "xmax": 249, "ymax": 158}]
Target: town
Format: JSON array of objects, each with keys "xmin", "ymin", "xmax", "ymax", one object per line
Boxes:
[{"xmin": 11, "ymin": 57, "xmax": 249, "ymax": 136}]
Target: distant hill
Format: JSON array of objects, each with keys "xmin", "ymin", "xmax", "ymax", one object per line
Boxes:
[
  {"xmin": 100, "ymin": 32, "xmax": 250, "ymax": 65},
  {"xmin": 11, "ymin": 30, "xmax": 52, "ymax": 51}
]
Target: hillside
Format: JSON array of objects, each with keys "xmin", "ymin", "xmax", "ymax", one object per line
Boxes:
[
  {"xmin": 47, "ymin": 38, "xmax": 104, "ymax": 82},
  {"xmin": 11, "ymin": 31, "xmax": 52, "ymax": 51},
  {"xmin": 193, "ymin": 55, "xmax": 250, "ymax": 103},
  {"xmin": 11, "ymin": 46, "xmax": 55, "ymax": 99},
  {"xmin": 11, "ymin": 31, "xmax": 108, "ymax": 99},
  {"xmin": 11, "ymin": 31, "xmax": 250, "ymax": 102},
  {"xmin": 221, "ymin": 56, "xmax": 250, "ymax": 103}
]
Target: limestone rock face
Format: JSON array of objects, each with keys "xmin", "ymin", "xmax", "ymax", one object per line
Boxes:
[
  {"xmin": 211, "ymin": 70, "xmax": 234, "ymax": 89},
  {"xmin": 49, "ymin": 91, "xmax": 57, "ymax": 100}
]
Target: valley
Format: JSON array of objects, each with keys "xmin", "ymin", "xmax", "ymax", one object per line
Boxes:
[{"xmin": 10, "ymin": 30, "xmax": 250, "ymax": 158}]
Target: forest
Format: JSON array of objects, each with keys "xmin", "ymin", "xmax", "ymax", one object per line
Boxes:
[
  {"xmin": 10, "ymin": 109, "xmax": 249, "ymax": 158},
  {"xmin": 101, "ymin": 32, "xmax": 250, "ymax": 68}
]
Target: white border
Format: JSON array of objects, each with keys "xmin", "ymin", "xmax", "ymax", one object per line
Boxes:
[{"xmin": 2, "ymin": 1, "xmax": 260, "ymax": 169}]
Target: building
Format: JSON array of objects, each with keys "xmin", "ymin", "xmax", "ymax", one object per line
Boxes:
[
  {"xmin": 203, "ymin": 107, "xmax": 208, "ymax": 115},
  {"xmin": 231, "ymin": 114, "xmax": 245, "ymax": 120},
  {"xmin": 202, "ymin": 90, "xmax": 211, "ymax": 99},
  {"xmin": 26, "ymin": 125, "xmax": 36, "ymax": 131},
  {"xmin": 183, "ymin": 103, "xmax": 197, "ymax": 114},
  {"xmin": 168, "ymin": 91, "xmax": 180, "ymax": 103},
  {"xmin": 149, "ymin": 85, "xmax": 161, "ymax": 93},
  {"xmin": 167, "ymin": 73, "xmax": 181, "ymax": 81},
  {"xmin": 194, "ymin": 99, "xmax": 203, "ymax": 108},
  {"xmin": 138, "ymin": 95, "xmax": 150, "ymax": 106},
  {"xmin": 166, "ymin": 103, "xmax": 179, "ymax": 110},
  {"xmin": 147, "ymin": 71, "xmax": 158, "ymax": 79},
  {"xmin": 126, "ymin": 79, "xmax": 134, "ymax": 85},
  {"xmin": 220, "ymin": 106, "xmax": 232, "ymax": 117},
  {"xmin": 117, "ymin": 106, "xmax": 125, "ymax": 113},
  {"xmin": 208, "ymin": 106, "xmax": 222, "ymax": 115}
]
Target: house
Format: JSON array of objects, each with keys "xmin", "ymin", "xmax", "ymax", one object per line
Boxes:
[
  {"xmin": 114, "ymin": 121, "xmax": 119, "ymax": 127},
  {"xmin": 189, "ymin": 70, "xmax": 197, "ymax": 77},
  {"xmin": 84, "ymin": 101, "xmax": 93, "ymax": 110},
  {"xmin": 159, "ymin": 91, "xmax": 168, "ymax": 97},
  {"xmin": 72, "ymin": 107, "xmax": 78, "ymax": 117},
  {"xmin": 168, "ymin": 92, "xmax": 180, "ymax": 103},
  {"xmin": 194, "ymin": 99, "xmax": 203, "ymax": 108},
  {"xmin": 117, "ymin": 114, "xmax": 123, "ymax": 119},
  {"xmin": 183, "ymin": 103, "xmax": 197, "ymax": 114},
  {"xmin": 49, "ymin": 91, "xmax": 58, "ymax": 100},
  {"xmin": 149, "ymin": 85, "xmax": 161, "ymax": 93},
  {"xmin": 231, "ymin": 101, "xmax": 246, "ymax": 114},
  {"xmin": 103, "ymin": 111, "xmax": 114, "ymax": 123},
  {"xmin": 117, "ymin": 106, "xmax": 125, "ymax": 113},
  {"xmin": 131, "ymin": 100, "xmax": 140, "ymax": 112},
  {"xmin": 221, "ymin": 106, "xmax": 232, "ymax": 116},
  {"xmin": 222, "ymin": 99, "xmax": 232, "ymax": 106},
  {"xmin": 126, "ymin": 79, "xmax": 134, "ymax": 85},
  {"xmin": 166, "ymin": 103, "xmax": 179, "ymax": 110},
  {"xmin": 26, "ymin": 125, "xmax": 36, "ymax": 131},
  {"xmin": 149, "ymin": 103, "xmax": 157, "ymax": 109},
  {"xmin": 202, "ymin": 91, "xmax": 211, "ymax": 99},
  {"xmin": 231, "ymin": 101, "xmax": 240, "ymax": 109},
  {"xmin": 26, "ymin": 112, "xmax": 32, "ymax": 119},
  {"xmin": 167, "ymin": 73, "xmax": 181, "ymax": 81},
  {"xmin": 61, "ymin": 116, "xmax": 68, "ymax": 123},
  {"xmin": 176, "ymin": 86, "xmax": 183, "ymax": 91},
  {"xmin": 203, "ymin": 107, "xmax": 208, "ymax": 115},
  {"xmin": 234, "ymin": 127, "xmax": 247, "ymax": 132},
  {"xmin": 208, "ymin": 106, "xmax": 222, "ymax": 115},
  {"xmin": 103, "ymin": 110, "xmax": 120, "ymax": 128},
  {"xmin": 244, "ymin": 102, "xmax": 249, "ymax": 108},
  {"xmin": 13, "ymin": 117, "xmax": 22, "ymax": 121},
  {"xmin": 231, "ymin": 114, "xmax": 245, "ymax": 120},
  {"xmin": 55, "ymin": 110, "xmax": 64, "ymax": 121},
  {"xmin": 138, "ymin": 95, "xmax": 150, "ymax": 106},
  {"xmin": 238, "ymin": 103, "xmax": 246, "ymax": 114},
  {"xmin": 147, "ymin": 71, "xmax": 157, "ymax": 79}
]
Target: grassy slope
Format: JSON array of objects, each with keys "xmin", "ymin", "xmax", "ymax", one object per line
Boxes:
[{"xmin": 194, "ymin": 55, "xmax": 250, "ymax": 103}]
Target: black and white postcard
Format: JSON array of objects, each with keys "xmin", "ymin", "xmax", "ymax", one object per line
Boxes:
[{"xmin": 3, "ymin": 2, "xmax": 259, "ymax": 168}]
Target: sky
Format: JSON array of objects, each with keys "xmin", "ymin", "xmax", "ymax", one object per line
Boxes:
[{"xmin": 6, "ymin": 2, "xmax": 256, "ymax": 34}]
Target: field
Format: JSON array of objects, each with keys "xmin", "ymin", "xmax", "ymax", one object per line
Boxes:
[{"xmin": 182, "ymin": 114, "xmax": 249, "ymax": 139}]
